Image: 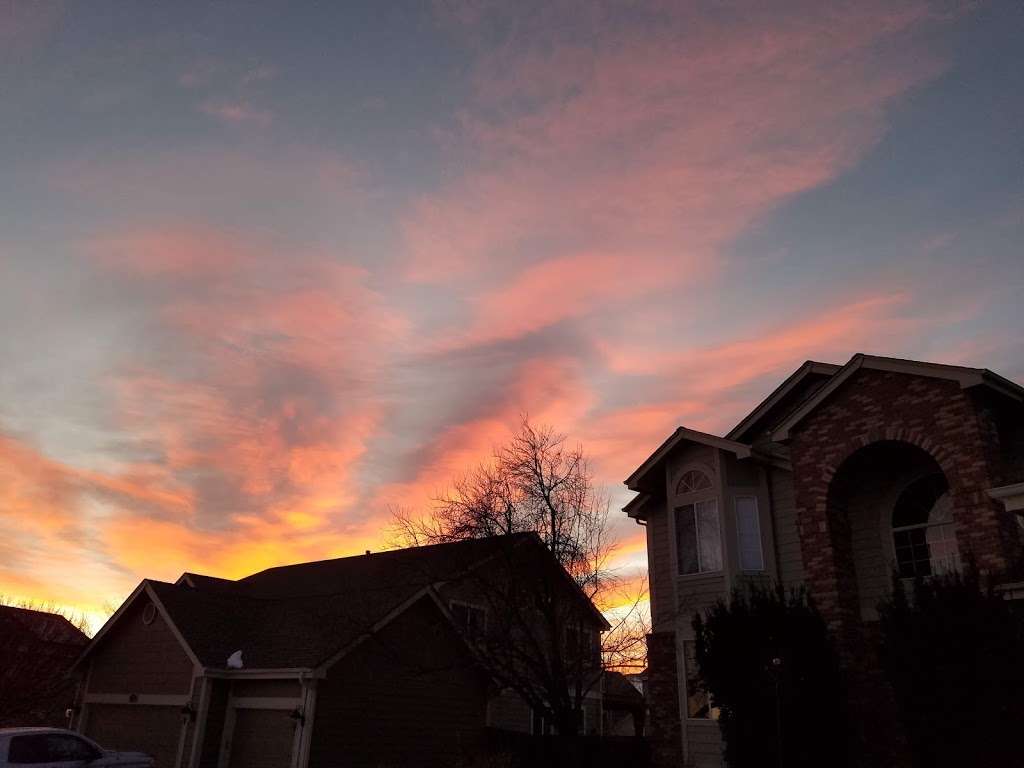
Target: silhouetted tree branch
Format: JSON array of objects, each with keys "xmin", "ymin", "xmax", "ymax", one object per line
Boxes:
[{"xmin": 390, "ymin": 418, "xmax": 649, "ymax": 735}]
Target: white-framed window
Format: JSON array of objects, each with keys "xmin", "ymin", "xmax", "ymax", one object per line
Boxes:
[
  {"xmin": 891, "ymin": 473, "xmax": 960, "ymax": 578},
  {"xmin": 682, "ymin": 640, "xmax": 719, "ymax": 720},
  {"xmin": 677, "ymin": 468, "xmax": 713, "ymax": 495},
  {"xmin": 532, "ymin": 708, "xmax": 554, "ymax": 736},
  {"xmin": 449, "ymin": 600, "xmax": 487, "ymax": 635},
  {"xmin": 675, "ymin": 499, "xmax": 722, "ymax": 575},
  {"xmin": 735, "ymin": 495, "xmax": 765, "ymax": 571}
]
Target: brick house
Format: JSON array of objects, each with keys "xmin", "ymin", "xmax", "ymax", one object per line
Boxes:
[
  {"xmin": 623, "ymin": 354, "xmax": 1024, "ymax": 767},
  {"xmin": 71, "ymin": 533, "xmax": 608, "ymax": 768}
]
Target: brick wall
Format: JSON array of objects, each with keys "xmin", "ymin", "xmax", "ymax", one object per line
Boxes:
[
  {"xmin": 646, "ymin": 631, "xmax": 681, "ymax": 768},
  {"xmin": 790, "ymin": 371, "xmax": 1015, "ymax": 642},
  {"xmin": 788, "ymin": 369, "xmax": 1014, "ymax": 766}
]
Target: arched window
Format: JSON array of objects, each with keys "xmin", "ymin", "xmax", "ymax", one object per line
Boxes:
[
  {"xmin": 892, "ymin": 473, "xmax": 960, "ymax": 578},
  {"xmin": 676, "ymin": 469, "xmax": 712, "ymax": 496},
  {"xmin": 674, "ymin": 467, "xmax": 721, "ymax": 575}
]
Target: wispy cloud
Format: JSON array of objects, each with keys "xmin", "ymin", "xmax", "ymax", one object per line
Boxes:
[{"xmin": 199, "ymin": 99, "xmax": 274, "ymax": 126}]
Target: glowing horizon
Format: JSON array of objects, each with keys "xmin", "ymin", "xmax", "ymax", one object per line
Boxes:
[{"xmin": 1, "ymin": 1, "xmax": 1022, "ymax": 635}]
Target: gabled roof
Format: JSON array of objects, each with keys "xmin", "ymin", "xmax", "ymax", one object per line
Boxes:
[
  {"xmin": 772, "ymin": 354, "xmax": 1024, "ymax": 441},
  {"xmin": 623, "ymin": 492, "xmax": 653, "ymax": 521},
  {"xmin": 624, "ymin": 427, "xmax": 752, "ymax": 494},
  {"xmin": 80, "ymin": 533, "xmax": 608, "ymax": 673},
  {"xmin": 726, "ymin": 360, "xmax": 841, "ymax": 441},
  {"xmin": 0, "ymin": 605, "xmax": 89, "ymax": 646}
]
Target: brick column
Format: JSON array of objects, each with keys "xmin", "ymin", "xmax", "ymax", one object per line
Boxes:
[{"xmin": 646, "ymin": 631, "xmax": 681, "ymax": 768}]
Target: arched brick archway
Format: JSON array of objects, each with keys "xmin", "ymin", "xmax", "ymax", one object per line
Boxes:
[{"xmin": 796, "ymin": 427, "xmax": 1012, "ymax": 647}]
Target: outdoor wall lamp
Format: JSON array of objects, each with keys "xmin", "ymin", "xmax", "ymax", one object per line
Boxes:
[
  {"xmin": 181, "ymin": 702, "xmax": 196, "ymax": 723},
  {"xmin": 289, "ymin": 706, "xmax": 305, "ymax": 725}
]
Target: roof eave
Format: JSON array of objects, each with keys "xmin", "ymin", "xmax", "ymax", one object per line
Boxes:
[
  {"xmin": 725, "ymin": 360, "xmax": 841, "ymax": 441},
  {"xmin": 624, "ymin": 427, "xmax": 753, "ymax": 493},
  {"xmin": 772, "ymin": 354, "xmax": 1024, "ymax": 442}
]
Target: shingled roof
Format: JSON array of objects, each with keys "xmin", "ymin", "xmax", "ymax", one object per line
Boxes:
[{"xmin": 87, "ymin": 533, "xmax": 605, "ymax": 672}]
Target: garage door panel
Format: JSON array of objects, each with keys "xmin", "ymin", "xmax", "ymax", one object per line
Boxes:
[
  {"xmin": 85, "ymin": 704, "xmax": 182, "ymax": 768},
  {"xmin": 227, "ymin": 708, "xmax": 296, "ymax": 768}
]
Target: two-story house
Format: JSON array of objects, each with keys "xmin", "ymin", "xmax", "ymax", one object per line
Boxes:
[
  {"xmin": 71, "ymin": 532, "xmax": 608, "ymax": 768},
  {"xmin": 623, "ymin": 354, "xmax": 1024, "ymax": 767}
]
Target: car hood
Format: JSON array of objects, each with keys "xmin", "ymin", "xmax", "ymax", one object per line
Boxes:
[{"xmin": 94, "ymin": 751, "xmax": 154, "ymax": 766}]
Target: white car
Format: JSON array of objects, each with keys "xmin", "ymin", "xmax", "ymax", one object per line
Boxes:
[{"xmin": 0, "ymin": 728, "xmax": 153, "ymax": 767}]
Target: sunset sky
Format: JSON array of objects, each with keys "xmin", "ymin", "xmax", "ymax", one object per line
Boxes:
[{"xmin": 1, "ymin": 0, "xmax": 1022, "ymax": 631}]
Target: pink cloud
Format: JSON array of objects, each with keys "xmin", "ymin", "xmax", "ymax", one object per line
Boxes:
[
  {"xmin": 199, "ymin": 99, "xmax": 273, "ymax": 126},
  {"xmin": 404, "ymin": 0, "xmax": 949, "ymax": 352}
]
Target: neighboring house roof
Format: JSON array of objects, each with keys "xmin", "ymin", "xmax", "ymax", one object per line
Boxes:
[
  {"xmin": 0, "ymin": 607, "xmax": 88, "ymax": 728},
  {"xmin": 80, "ymin": 533, "xmax": 608, "ymax": 674},
  {"xmin": 0, "ymin": 606, "xmax": 88, "ymax": 646},
  {"xmin": 603, "ymin": 670, "xmax": 644, "ymax": 711},
  {"xmin": 771, "ymin": 354, "xmax": 1024, "ymax": 441}
]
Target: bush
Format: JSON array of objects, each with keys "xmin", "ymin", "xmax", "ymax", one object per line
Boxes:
[
  {"xmin": 877, "ymin": 566, "xmax": 1024, "ymax": 768},
  {"xmin": 693, "ymin": 584, "xmax": 845, "ymax": 768}
]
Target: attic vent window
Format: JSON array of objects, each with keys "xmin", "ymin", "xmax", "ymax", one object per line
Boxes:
[
  {"xmin": 450, "ymin": 601, "xmax": 487, "ymax": 636},
  {"xmin": 676, "ymin": 469, "xmax": 712, "ymax": 495},
  {"xmin": 142, "ymin": 603, "xmax": 157, "ymax": 625}
]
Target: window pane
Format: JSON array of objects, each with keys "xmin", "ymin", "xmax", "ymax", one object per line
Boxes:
[
  {"xmin": 736, "ymin": 496, "xmax": 764, "ymax": 571},
  {"xmin": 697, "ymin": 500, "xmax": 722, "ymax": 572},
  {"xmin": 46, "ymin": 735, "xmax": 97, "ymax": 761},
  {"xmin": 676, "ymin": 505, "xmax": 699, "ymax": 574},
  {"xmin": 8, "ymin": 735, "xmax": 49, "ymax": 764},
  {"xmin": 683, "ymin": 640, "xmax": 710, "ymax": 719},
  {"xmin": 677, "ymin": 469, "xmax": 712, "ymax": 495}
]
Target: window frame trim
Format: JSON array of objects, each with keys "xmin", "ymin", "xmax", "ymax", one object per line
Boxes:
[{"xmin": 448, "ymin": 599, "xmax": 488, "ymax": 635}]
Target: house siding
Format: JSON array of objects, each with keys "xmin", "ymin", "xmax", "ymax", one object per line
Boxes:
[
  {"xmin": 80, "ymin": 598, "xmax": 195, "ymax": 768},
  {"xmin": 487, "ymin": 689, "xmax": 532, "ymax": 733},
  {"xmin": 84, "ymin": 704, "xmax": 183, "ymax": 768},
  {"xmin": 86, "ymin": 599, "xmax": 194, "ymax": 695},
  {"xmin": 309, "ymin": 596, "xmax": 487, "ymax": 768},
  {"xmin": 768, "ymin": 469, "xmax": 805, "ymax": 590},
  {"xmin": 687, "ymin": 721, "xmax": 724, "ymax": 768},
  {"xmin": 647, "ymin": 501, "xmax": 673, "ymax": 630}
]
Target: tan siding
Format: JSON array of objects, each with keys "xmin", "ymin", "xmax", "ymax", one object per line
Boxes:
[
  {"xmin": 676, "ymin": 573, "xmax": 727, "ymax": 625},
  {"xmin": 309, "ymin": 596, "xmax": 487, "ymax": 768},
  {"xmin": 487, "ymin": 689, "xmax": 531, "ymax": 733},
  {"xmin": 87, "ymin": 599, "xmax": 194, "ymax": 695},
  {"xmin": 687, "ymin": 721, "xmax": 724, "ymax": 767},
  {"xmin": 768, "ymin": 469, "xmax": 805, "ymax": 590},
  {"xmin": 582, "ymin": 698, "xmax": 601, "ymax": 735},
  {"xmin": 647, "ymin": 502, "xmax": 673, "ymax": 630}
]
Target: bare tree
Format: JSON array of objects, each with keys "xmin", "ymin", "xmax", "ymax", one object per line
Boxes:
[{"xmin": 392, "ymin": 418, "xmax": 648, "ymax": 735}]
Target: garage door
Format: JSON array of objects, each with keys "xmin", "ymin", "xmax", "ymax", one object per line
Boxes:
[
  {"xmin": 227, "ymin": 708, "xmax": 297, "ymax": 768},
  {"xmin": 85, "ymin": 704, "xmax": 182, "ymax": 768}
]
